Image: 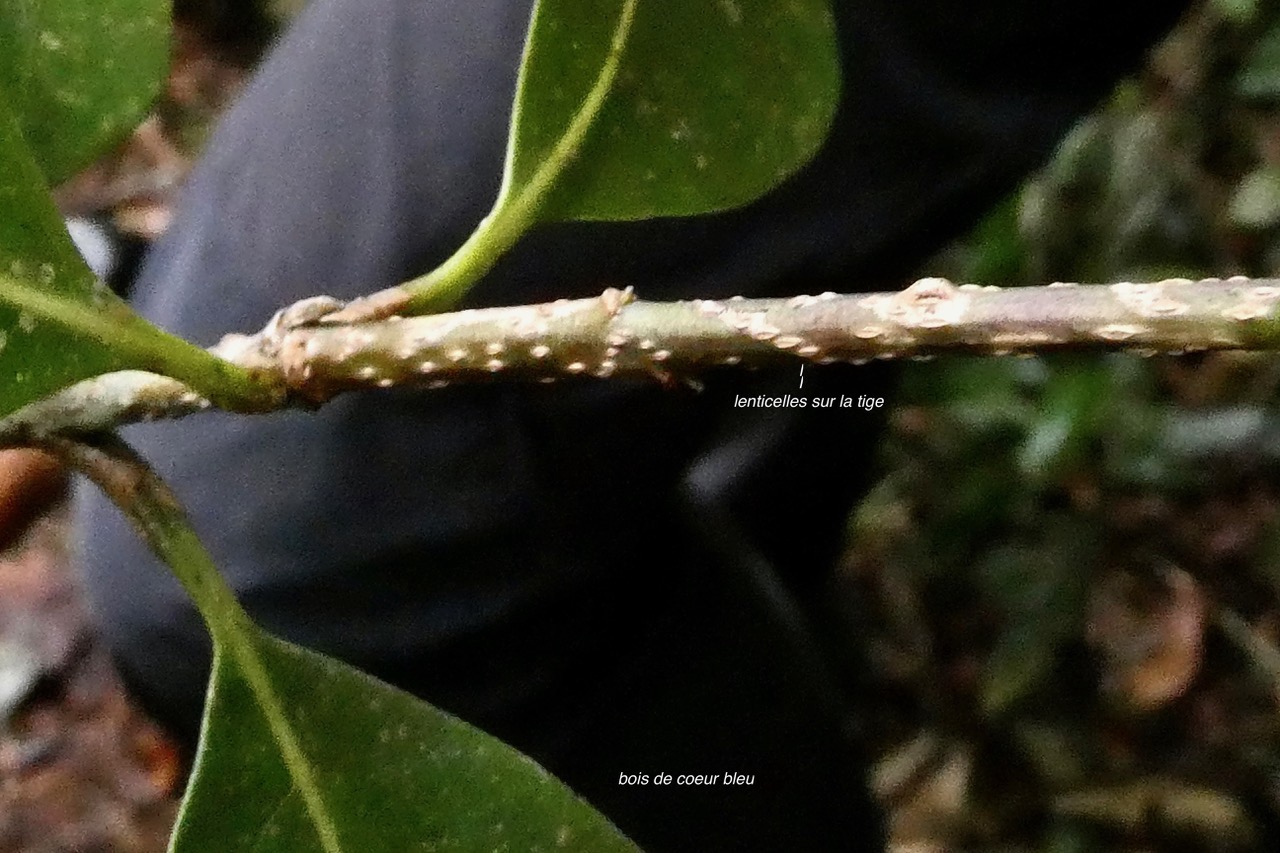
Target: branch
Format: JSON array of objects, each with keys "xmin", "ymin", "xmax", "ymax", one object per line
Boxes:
[
  {"xmin": 5, "ymin": 276, "xmax": 1280, "ymax": 441},
  {"xmin": 40, "ymin": 433, "xmax": 344, "ymax": 852},
  {"xmin": 37, "ymin": 433, "xmax": 245, "ymax": 634}
]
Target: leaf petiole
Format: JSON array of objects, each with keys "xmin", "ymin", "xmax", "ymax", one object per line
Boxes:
[{"xmin": 321, "ymin": 0, "xmax": 639, "ymax": 324}]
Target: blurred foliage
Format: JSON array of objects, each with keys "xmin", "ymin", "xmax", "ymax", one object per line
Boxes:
[{"xmin": 844, "ymin": 1, "xmax": 1280, "ymax": 850}]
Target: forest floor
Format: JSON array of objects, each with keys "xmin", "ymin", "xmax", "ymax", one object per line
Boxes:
[{"xmin": 0, "ymin": 511, "xmax": 179, "ymax": 853}]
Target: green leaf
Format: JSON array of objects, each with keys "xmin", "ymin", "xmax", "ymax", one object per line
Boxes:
[
  {"xmin": 1229, "ymin": 167, "xmax": 1280, "ymax": 229},
  {"xmin": 0, "ymin": 100, "xmax": 127, "ymax": 413},
  {"xmin": 69, "ymin": 437, "xmax": 637, "ymax": 853},
  {"xmin": 959, "ymin": 194, "xmax": 1028, "ymax": 285},
  {"xmin": 1016, "ymin": 361, "xmax": 1111, "ymax": 482},
  {"xmin": 0, "ymin": 2, "xmax": 277, "ymax": 414},
  {"xmin": 0, "ymin": 99, "xmax": 279, "ymax": 417},
  {"xmin": 975, "ymin": 520, "xmax": 1094, "ymax": 717},
  {"xmin": 173, "ymin": 628, "xmax": 639, "ymax": 853},
  {"xmin": 1213, "ymin": 0, "xmax": 1258, "ymax": 24},
  {"xmin": 510, "ymin": 0, "xmax": 839, "ymax": 222},
  {"xmin": 1238, "ymin": 23, "xmax": 1280, "ymax": 101},
  {"xmin": 0, "ymin": 0, "xmax": 169, "ymax": 186},
  {"xmin": 980, "ymin": 624, "xmax": 1060, "ymax": 718},
  {"xmin": 387, "ymin": 0, "xmax": 839, "ymax": 315}
]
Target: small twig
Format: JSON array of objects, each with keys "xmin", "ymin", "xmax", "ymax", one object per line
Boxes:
[
  {"xmin": 43, "ymin": 434, "xmax": 344, "ymax": 853},
  {"xmin": 38, "ymin": 434, "xmax": 243, "ymax": 632}
]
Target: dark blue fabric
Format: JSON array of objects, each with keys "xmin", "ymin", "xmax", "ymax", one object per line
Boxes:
[{"xmin": 75, "ymin": 1, "xmax": 1188, "ymax": 849}]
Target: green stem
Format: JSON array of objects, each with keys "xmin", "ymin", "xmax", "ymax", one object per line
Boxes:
[
  {"xmin": 1, "ymin": 272, "xmax": 284, "ymax": 412},
  {"xmin": 48, "ymin": 435, "xmax": 342, "ymax": 853},
  {"xmin": 333, "ymin": 0, "xmax": 639, "ymax": 322}
]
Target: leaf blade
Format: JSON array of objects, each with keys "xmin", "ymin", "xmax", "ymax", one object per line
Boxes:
[
  {"xmin": 0, "ymin": 97, "xmax": 129, "ymax": 414},
  {"xmin": 171, "ymin": 629, "xmax": 640, "ymax": 853},
  {"xmin": 0, "ymin": 0, "xmax": 170, "ymax": 185},
  {"xmin": 511, "ymin": 0, "xmax": 840, "ymax": 221},
  {"xmin": 386, "ymin": 0, "xmax": 840, "ymax": 317},
  {"xmin": 0, "ymin": 96, "xmax": 280, "ymax": 417}
]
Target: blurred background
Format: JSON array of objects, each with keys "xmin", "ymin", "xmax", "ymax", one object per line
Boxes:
[
  {"xmin": 842, "ymin": 0, "xmax": 1280, "ymax": 849},
  {"xmin": 7, "ymin": 0, "xmax": 1280, "ymax": 850}
]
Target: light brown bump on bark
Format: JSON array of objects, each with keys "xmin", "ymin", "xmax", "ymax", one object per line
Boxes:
[
  {"xmin": 1149, "ymin": 298, "xmax": 1189, "ymax": 316},
  {"xmin": 1222, "ymin": 304, "xmax": 1269, "ymax": 321},
  {"xmin": 989, "ymin": 331, "xmax": 1059, "ymax": 347},
  {"xmin": 1095, "ymin": 323, "xmax": 1148, "ymax": 341},
  {"xmin": 896, "ymin": 277, "xmax": 971, "ymax": 328},
  {"xmin": 599, "ymin": 286, "xmax": 634, "ymax": 315},
  {"xmin": 902, "ymin": 277, "xmax": 956, "ymax": 299}
]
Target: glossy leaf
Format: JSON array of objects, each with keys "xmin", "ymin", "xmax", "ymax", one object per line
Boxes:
[
  {"xmin": 508, "ymin": 0, "xmax": 840, "ymax": 222},
  {"xmin": 0, "ymin": 0, "xmax": 271, "ymax": 415},
  {"xmin": 0, "ymin": 101, "xmax": 137, "ymax": 415},
  {"xmin": 0, "ymin": 101, "xmax": 277, "ymax": 417},
  {"xmin": 386, "ymin": 0, "xmax": 840, "ymax": 315},
  {"xmin": 0, "ymin": 0, "xmax": 169, "ymax": 186},
  {"xmin": 70, "ymin": 437, "xmax": 636, "ymax": 853},
  {"xmin": 172, "ymin": 626, "xmax": 639, "ymax": 853}
]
